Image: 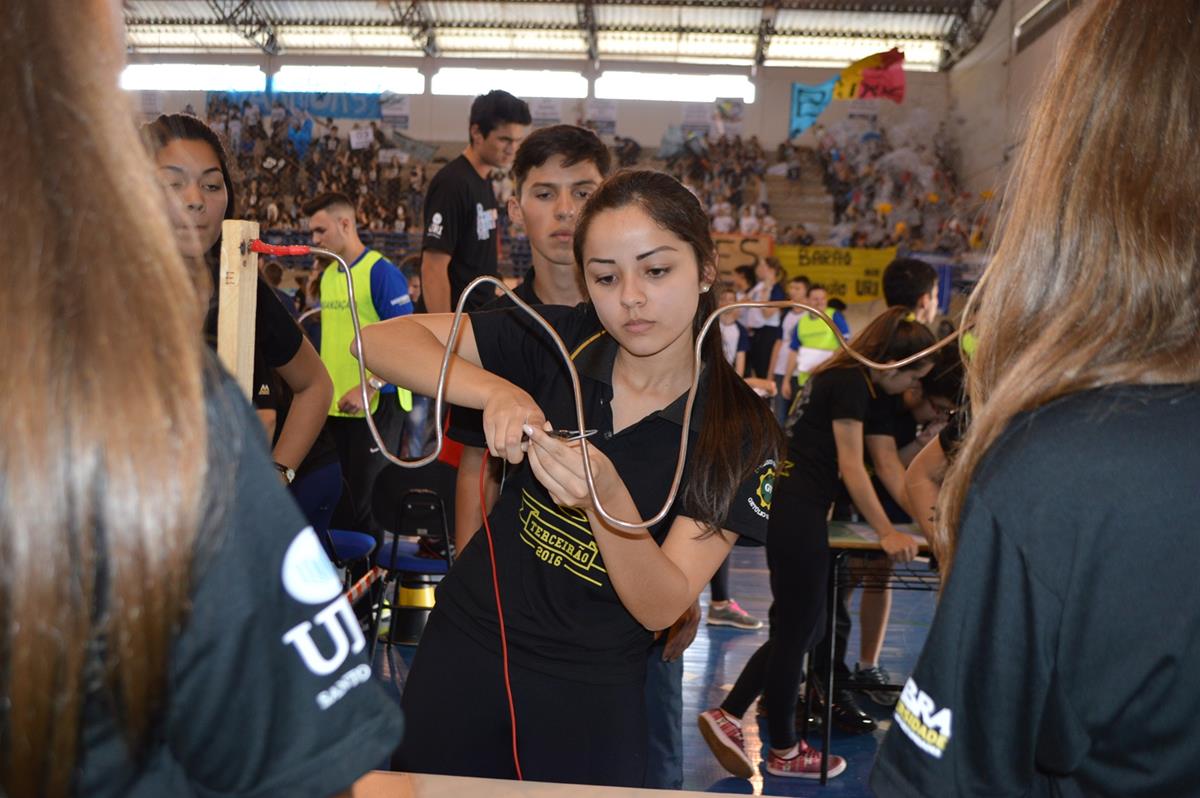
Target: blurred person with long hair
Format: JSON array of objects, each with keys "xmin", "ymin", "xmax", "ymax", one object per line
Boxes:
[
  {"xmin": 0, "ymin": 4, "xmax": 401, "ymax": 796},
  {"xmin": 872, "ymin": 1, "xmax": 1200, "ymax": 794}
]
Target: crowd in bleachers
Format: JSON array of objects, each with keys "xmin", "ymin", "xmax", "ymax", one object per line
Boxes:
[
  {"xmin": 204, "ymin": 96, "xmax": 428, "ymax": 235},
  {"xmin": 812, "ymin": 112, "xmax": 990, "ymax": 253},
  {"xmin": 205, "ymin": 95, "xmax": 987, "ymax": 259}
]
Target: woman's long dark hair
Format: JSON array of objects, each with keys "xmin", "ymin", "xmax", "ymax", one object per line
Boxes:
[
  {"xmin": 812, "ymin": 306, "xmax": 936, "ymax": 378},
  {"xmin": 574, "ymin": 171, "xmax": 785, "ymax": 536}
]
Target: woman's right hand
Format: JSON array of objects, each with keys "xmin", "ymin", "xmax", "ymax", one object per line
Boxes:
[
  {"xmin": 482, "ymin": 385, "xmax": 546, "ymax": 464},
  {"xmin": 879, "ymin": 529, "xmax": 921, "ymax": 563}
]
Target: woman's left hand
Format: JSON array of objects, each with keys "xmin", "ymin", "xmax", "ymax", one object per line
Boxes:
[{"xmin": 524, "ymin": 422, "xmax": 616, "ymax": 510}]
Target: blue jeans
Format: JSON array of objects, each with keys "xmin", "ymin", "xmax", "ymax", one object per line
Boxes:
[{"xmin": 644, "ymin": 637, "xmax": 684, "ymax": 789}]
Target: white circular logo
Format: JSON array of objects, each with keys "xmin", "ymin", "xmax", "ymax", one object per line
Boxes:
[
  {"xmin": 281, "ymin": 527, "xmax": 342, "ymax": 605},
  {"xmin": 431, "ymin": 212, "xmax": 443, "ymax": 224}
]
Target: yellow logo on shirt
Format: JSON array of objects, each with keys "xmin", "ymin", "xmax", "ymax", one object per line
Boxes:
[
  {"xmin": 756, "ymin": 465, "xmax": 775, "ymax": 511},
  {"xmin": 518, "ymin": 489, "xmax": 608, "ymax": 587}
]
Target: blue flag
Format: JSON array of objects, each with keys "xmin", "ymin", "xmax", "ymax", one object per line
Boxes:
[{"xmin": 789, "ymin": 78, "xmax": 838, "ymax": 138}]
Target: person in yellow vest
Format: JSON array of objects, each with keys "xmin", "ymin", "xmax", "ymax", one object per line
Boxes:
[
  {"xmin": 303, "ymin": 191, "xmax": 414, "ymax": 534},
  {"xmin": 780, "ymin": 283, "xmax": 850, "ymax": 404}
]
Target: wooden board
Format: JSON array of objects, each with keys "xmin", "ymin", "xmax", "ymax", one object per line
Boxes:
[{"xmin": 217, "ymin": 219, "xmax": 260, "ymax": 398}]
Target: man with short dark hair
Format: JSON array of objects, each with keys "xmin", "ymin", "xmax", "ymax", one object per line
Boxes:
[
  {"xmin": 419, "ymin": 89, "xmax": 531, "ymax": 314},
  {"xmin": 882, "ymin": 256, "xmax": 940, "ymax": 324},
  {"xmin": 303, "ymin": 191, "xmax": 413, "ymax": 534}
]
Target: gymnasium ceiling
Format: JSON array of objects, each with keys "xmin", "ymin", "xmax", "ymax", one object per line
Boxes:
[{"xmin": 123, "ymin": 1, "xmax": 1000, "ymax": 70}]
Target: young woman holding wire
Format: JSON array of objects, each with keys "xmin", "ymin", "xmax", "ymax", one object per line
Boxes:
[
  {"xmin": 361, "ymin": 170, "xmax": 783, "ymax": 787},
  {"xmin": 700, "ymin": 306, "xmax": 934, "ymax": 780}
]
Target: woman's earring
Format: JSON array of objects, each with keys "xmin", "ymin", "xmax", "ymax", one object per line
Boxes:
[{"xmin": 700, "ymin": 284, "xmax": 711, "ymax": 293}]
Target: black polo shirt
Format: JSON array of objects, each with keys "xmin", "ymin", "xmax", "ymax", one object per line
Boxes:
[
  {"xmin": 870, "ymin": 384, "xmax": 1200, "ymax": 798},
  {"xmin": 433, "ymin": 303, "xmax": 772, "ymax": 685},
  {"xmin": 421, "ymin": 154, "xmax": 499, "ymax": 312},
  {"xmin": 446, "ymin": 273, "xmax": 544, "ymax": 448},
  {"xmin": 781, "ymin": 365, "xmax": 895, "ymax": 509}
]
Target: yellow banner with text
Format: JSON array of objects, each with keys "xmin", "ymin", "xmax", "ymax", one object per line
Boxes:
[{"xmin": 775, "ymin": 246, "xmax": 897, "ymax": 305}]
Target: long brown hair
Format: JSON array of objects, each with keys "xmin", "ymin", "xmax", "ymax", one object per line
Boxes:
[
  {"xmin": 574, "ymin": 170, "xmax": 784, "ymax": 536},
  {"xmin": 1, "ymin": 4, "xmax": 212, "ymax": 795},
  {"xmin": 938, "ymin": 0, "xmax": 1200, "ymax": 576}
]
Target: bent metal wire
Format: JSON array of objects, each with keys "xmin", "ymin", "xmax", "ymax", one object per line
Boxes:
[{"xmin": 249, "ymin": 240, "xmax": 960, "ymax": 532}]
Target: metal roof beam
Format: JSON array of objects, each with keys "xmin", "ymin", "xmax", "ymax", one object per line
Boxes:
[
  {"xmin": 578, "ymin": 1, "xmax": 600, "ymax": 62},
  {"xmin": 754, "ymin": 1, "xmax": 777, "ymax": 66},
  {"xmin": 204, "ymin": 0, "xmax": 279, "ymax": 55},
  {"xmin": 941, "ymin": 0, "xmax": 1000, "ymax": 68},
  {"xmin": 390, "ymin": 0, "xmax": 440, "ymax": 57}
]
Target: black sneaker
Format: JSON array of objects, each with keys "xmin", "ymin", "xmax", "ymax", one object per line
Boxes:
[
  {"xmin": 855, "ymin": 664, "xmax": 898, "ymax": 706},
  {"xmin": 812, "ymin": 686, "xmax": 877, "ymax": 735}
]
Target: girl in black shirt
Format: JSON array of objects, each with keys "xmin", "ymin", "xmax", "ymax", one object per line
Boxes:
[
  {"xmin": 700, "ymin": 307, "xmax": 934, "ymax": 780},
  {"xmin": 142, "ymin": 114, "xmax": 338, "ymax": 531},
  {"xmin": 362, "ymin": 171, "xmax": 782, "ymax": 786}
]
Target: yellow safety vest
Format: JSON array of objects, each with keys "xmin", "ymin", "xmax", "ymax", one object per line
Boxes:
[
  {"xmin": 319, "ymin": 250, "xmax": 413, "ymax": 417},
  {"xmin": 794, "ymin": 312, "xmax": 840, "ymax": 387}
]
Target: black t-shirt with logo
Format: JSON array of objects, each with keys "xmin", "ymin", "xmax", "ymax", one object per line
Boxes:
[
  {"xmin": 434, "ymin": 304, "xmax": 773, "ymax": 685},
  {"xmin": 871, "ymin": 384, "xmax": 1200, "ymax": 798},
  {"xmin": 75, "ymin": 365, "xmax": 403, "ymax": 797},
  {"xmin": 781, "ymin": 366, "xmax": 895, "ymax": 509},
  {"xmin": 421, "ymin": 154, "xmax": 499, "ymax": 312}
]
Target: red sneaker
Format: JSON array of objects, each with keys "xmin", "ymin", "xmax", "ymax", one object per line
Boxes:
[
  {"xmin": 697, "ymin": 708, "xmax": 754, "ymax": 779},
  {"xmin": 765, "ymin": 740, "xmax": 847, "ymax": 779}
]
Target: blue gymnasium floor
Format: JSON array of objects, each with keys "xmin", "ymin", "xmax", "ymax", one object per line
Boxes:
[{"xmin": 374, "ymin": 544, "xmax": 937, "ymax": 796}]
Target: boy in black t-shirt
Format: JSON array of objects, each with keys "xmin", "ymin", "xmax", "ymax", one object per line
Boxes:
[{"xmin": 419, "ymin": 90, "xmax": 531, "ymax": 315}]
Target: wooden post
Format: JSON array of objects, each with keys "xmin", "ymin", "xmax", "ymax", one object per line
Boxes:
[{"xmin": 217, "ymin": 219, "xmax": 260, "ymax": 399}]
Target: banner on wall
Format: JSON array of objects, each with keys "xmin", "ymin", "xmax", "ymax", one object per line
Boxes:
[
  {"xmin": 789, "ymin": 78, "xmax": 838, "ymax": 138},
  {"xmin": 681, "ymin": 103, "xmax": 712, "ymax": 137},
  {"xmin": 713, "ymin": 234, "xmax": 775, "ymax": 273},
  {"xmin": 776, "ymin": 245, "xmax": 897, "ymax": 304},
  {"xmin": 380, "ymin": 93, "xmax": 411, "ymax": 129},
  {"xmin": 584, "ymin": 99, "xmax": 618, "ymax": 135},
  {"xmin": 529, "ymin": 98, "xmax": 563, "ymax": 128},
  {"xmin": 210, "ymin": 91, "xmax": 382, "ymax": 120}
]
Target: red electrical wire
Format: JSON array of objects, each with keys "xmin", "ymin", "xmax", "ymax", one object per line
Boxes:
[{"xmin": 479, "ymin": 451, "xmax": 523, "ymax": 780}]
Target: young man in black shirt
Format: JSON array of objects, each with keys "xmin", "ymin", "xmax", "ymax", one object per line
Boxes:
[{"xmin": 419, "ymin": 89, "xmax": 531, "ymax": 315}]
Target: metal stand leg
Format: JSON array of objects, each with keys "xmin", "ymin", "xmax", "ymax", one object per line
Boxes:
[{"xmin": 821, "ymin": 551, "xmax": 844, "ymax": 785}]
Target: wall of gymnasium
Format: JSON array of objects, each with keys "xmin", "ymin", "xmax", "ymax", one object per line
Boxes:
[{"xmin": 947, "ymin": 0, "xmax": 1094, "ymax": 196}]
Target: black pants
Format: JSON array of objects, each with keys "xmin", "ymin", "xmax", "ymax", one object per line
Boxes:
[
  {"xmin": 747, "ymin": 327, "xmax": 780, "ymax": 379},
  {"xmin": 327, "ymin": 396, "xmax": 405, "ymax": 536},
  {"xmin": 397, "ymin": 611, "xmax": 647, "ymax": 787},
  {"xmin": 721, "ymin": 494, "xmax": 829, "ymax": 749},
  {"xmin": 709, "ymin": 556, "xmax": 731, "ymax": 603}
]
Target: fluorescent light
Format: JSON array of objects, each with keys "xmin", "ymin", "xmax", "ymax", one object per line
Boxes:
[
  {"xmin": 119, "ymin": 63, "xmax": 265, "ymax": 92},
  {"xmin": 765, "ymin": 37, "xmax": 943, "ymax": 70},
  {"xmin": 594, "ymin": 71, "xmax": 756, "ymax": 103},
  {"xmin": 272, "ymin": 66, "xmax": 425, "ymax": 94},
  {"xmin": 431, "ymin": 68, "xmax": 587, "ymax": 99}
]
